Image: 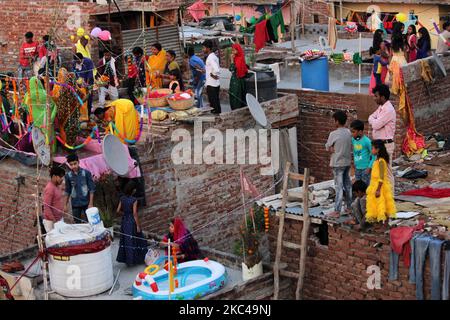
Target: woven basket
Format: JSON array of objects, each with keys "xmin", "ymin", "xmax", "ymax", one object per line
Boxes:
[
  {"xmin": 167, "ymin": 95, "xmax": 195, "ymax": 111},
  {"xmin": 147, "ymin": 89, "xmax": 172, "ymax": 108}
]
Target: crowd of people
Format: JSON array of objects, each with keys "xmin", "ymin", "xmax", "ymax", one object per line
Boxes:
[
  {"xmin": 369, "ymin": 21, "xmax": 450, "ymax": 95},
  {"xmin": 326, "ymin": 84, "xmax": 397, "ymax": 230}
]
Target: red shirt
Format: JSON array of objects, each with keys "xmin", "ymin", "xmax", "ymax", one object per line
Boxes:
[
  {"xmin": 43, "ymin": 182, "xmax": 64, "ymax": 222},
  {"xmin": 19, "ymin": 41, "xmax": 39, "ymax": 67}
]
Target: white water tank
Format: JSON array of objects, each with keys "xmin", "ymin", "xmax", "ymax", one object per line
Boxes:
[{"xmin": 45, "ymin": 222, "xmax": 114, "ymax": 298}]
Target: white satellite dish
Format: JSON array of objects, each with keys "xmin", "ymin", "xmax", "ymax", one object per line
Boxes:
[
  {"xmin": 102, "ymin": 134, "xmax": 129, "ymax": 176},
  {"xmin": 432, "ymin": 51, "xmax": 447, "ymax": 77},
  {"xmin": 32, "ymin": 127, "xmax": 51, "ymax": 166},
  {"xmin": 246, "ymin": 93, "xmax": 269, "ymax": 128}
]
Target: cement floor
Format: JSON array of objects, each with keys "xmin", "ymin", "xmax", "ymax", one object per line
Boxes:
[{"xmin": 26, "ymin": 239, "xmax": 242, "ymax": 300}]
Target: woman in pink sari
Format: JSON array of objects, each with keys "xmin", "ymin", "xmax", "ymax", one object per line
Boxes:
[
  {"xmin": 161, "ymin": 217, "xmax": 201, "ymax": 262},
  {"xmin": 406, "ymin": 25, "xmax": 418, "ymax": 63}
]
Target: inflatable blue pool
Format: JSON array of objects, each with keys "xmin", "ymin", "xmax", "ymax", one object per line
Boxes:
[{"xmin": 133, "ymin": 258, "xmax": 227, "ymax": 300}]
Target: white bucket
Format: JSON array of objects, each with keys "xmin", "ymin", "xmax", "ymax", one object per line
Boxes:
[
  {"xmin": 85, "ymin": 207, "xmax": 102, "ymax": 226},
  {"xmin": 242, "ymin": 261, "xmax": 263, "ymax": 281}
]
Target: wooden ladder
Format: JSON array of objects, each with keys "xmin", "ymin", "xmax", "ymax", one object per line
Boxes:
[{"xmin": 273, "ymin": 162, "xmax": 313, "ymax": 300}]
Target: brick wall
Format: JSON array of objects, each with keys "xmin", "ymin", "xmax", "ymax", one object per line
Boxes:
[
  {"xmin": 0, "ymin": 93, "xmax": 299, "ymax": 257},
  {"xmin": 137, "ymin": 93, "xmax": 299, "ymax": 253},
  {"xmin": 0, "ymin": 0, "xmax": 97, "ymax": 73},
  {"xmin": 268, "ymin": 217, "xmax": 441, "ymax": 300},
  {"xmin": 0, "ymin": 159, "xmax": 48, "ymax": 256}
]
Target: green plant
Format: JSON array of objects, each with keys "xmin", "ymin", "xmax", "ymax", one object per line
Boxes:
[
  {"xmin": 93, "ymin": 173, "xmax": 119, "ymax": 228},
  {"xmin": 233, "ymin": 204, "xmax": 265, "ymax": 268}
]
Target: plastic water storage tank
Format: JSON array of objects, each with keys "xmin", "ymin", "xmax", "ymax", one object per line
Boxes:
[
  {"xmin": 301, "ymin": 57, "xmax": 329, "ymax": 91},
  {"xmin": 45, "ymin": 222, "xmax": 114, "ymax": 298},
  {"xmin": 245, "ymin": 69, "xmax": 278, "ymax": 103}
]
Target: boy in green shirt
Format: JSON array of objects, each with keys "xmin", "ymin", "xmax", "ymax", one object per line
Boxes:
[{"xmin": 350, "ymin": 120, "xmax": 373, "ymax": 186}]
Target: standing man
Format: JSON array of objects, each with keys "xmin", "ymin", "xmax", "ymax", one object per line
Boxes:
[
  {"xmin": 18, "ymin": 32, "xmax": 39, "ymax": 87},
  {"xmin": 74, "ymin": 53, "xmax": 95, "ymax": 117},
  {"xmin": 42, "ymin": 166, "xmax": 66, "ymax": 233},
  {"xmin": 188, "ymin": 47, "xmax": 206, "ymax": 109},
  {"xmin": 436, "ymin": 22, "xmax": 450, "ymax": 54},
  {"xmin": 369, "ymin": 84, "xmax": 396, "ymax": 188},
  {"xmin": 202, "ymin": 40, "xmax": 221, "ymax": 114},
  {"xmin": 97, "ymin": 51, "xmax": 119, "ymax": 109},
  {"xmin": 63, "ymin": 154, "xmax": 96, "ymax": 224}
]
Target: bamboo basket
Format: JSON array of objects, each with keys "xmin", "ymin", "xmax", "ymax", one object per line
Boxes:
[
  {"xmin": 167, "ymin": 95, "xmax": 195, "ymax": 111},
  {"xmin": 147, "ymin": 89, "xmax": 172, "ymax": 108}
]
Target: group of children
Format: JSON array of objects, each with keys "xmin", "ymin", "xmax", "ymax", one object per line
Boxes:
[{"xmin": 326, "ymin": 111, "xmax": 396, "ymax": 230}]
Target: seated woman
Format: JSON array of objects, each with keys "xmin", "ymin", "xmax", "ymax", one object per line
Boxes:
[
  {"xmin": 161, "ymin": 50, "xmax": 185, "ymax": 91},
  {"xmin": 160, "ymin": 217, "xmax": 201, "ymax": 262},
  {"xmin": 93, "ymin": 98, "xmax": 140, "ymax": 144}
]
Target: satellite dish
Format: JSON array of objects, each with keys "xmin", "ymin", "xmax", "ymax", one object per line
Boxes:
[
  {"xmin": 102, "ymin": 134, "xmax": 129, "ymax": 176},
  {"xmin": 32, "ymin": 127, "xmax": 51, "ymax": 166},
  {"xmin": 432, "ymin": 51, "xmax": 447, "ymax": 77},
  {"xmin": 246, "ymin": 93, "xmax": 269, "ymax": 128}
]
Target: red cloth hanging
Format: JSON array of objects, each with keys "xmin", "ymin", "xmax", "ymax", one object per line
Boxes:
[
  {"xmin": 401, "ymin": 186, "xmax": 450, "ymax": 198},
  {"xmin": 390, "ymin": 221, "xmax": 424, "ymax": 268},
  {"xmin": 254, "ymin": 20, "xmax": 270, "ymax": 53}
]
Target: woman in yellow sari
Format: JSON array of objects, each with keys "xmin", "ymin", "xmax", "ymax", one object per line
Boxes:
[
  {"xmin": 147, "ymin": 43, "xmax": 167, "ymax": 89},
  {"xmin": 94, "ymin": 99, "xmax": 139, "ymax": 144}
]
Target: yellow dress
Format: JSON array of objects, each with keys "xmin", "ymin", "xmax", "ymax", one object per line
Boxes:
[
  {"xmin": 366, "ymin": 158, "xmax": 396, "ymax": 223},
  {"xmin": 147, "ymin": 49, "xmax": 167, "ymax": 89},
  {"xmin": 107, "ymin": 99, "xmax": 140, "ymax": 143}
]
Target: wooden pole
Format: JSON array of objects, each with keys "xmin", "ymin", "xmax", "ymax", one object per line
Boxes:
[
  {"xmin": 340, "ymin": 0, "xmax": 343, "ymax": 24},
  {"xmin": 180, "ymin": 9, "xmax": 186, "ymax": 49},
  {"xmin": 168, "ymin": 239, "xmax": 172, "ymax": 301},
  {"xmin": 358, "ymin": 33, "xmax": 362, "ymax": 93},
  {"xmin": 213, "ymin": 0, "xmax": 218, "ymax": 16},
  {"xmin": 290, "ymin": 0, "xmax": 296, "ymax": 53},
  {"xmin": 301, "ymin": 0, "xmax": 305, "ymax": 37},
  {"xmin": 295, "ymin": 168, "xmax": 310, "ymax": 300},
  {"xmin": 35, "ymin": 158, "xmax": 49, "ymax": 300}
]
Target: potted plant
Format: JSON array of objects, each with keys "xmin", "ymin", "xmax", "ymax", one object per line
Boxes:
[
  {"xmin": 94, "ymin": 173, "xmax": 119, "ymax": 238},
  {"xmin": 234, "ymin": 204, "xmax": 265, "ymax": 281}
]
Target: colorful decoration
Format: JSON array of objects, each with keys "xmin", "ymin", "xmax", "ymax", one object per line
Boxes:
[
  {"xmin": 250, "ymin": 16, "xmax": 257, "ymax": 25},
  {"xmin": 99, "ymin": 30, "xmax": 112, "ymax": 41},
  {"xmin": 108, "ymin": 114, "xmax": 144, "ymax": 145},
  {"xmin": 55, "ymin": 126, "xmax": 99, "ymax": 150},
  {"xmin": 90, "ymin": 27, "xmax": 102, "ymax": 38},
  {"xmin": 395, "ymin": 13, "xmax": 408, "ymax": 23},
  {"xmin": 344, "ymin": 22, "xmax": 358, "ymax": 33},
  {"xmin": 431, "ymin": 19, "xmax": 450, "ymax": 47},
  {"xmin": 77, "ymin": 27, "xmax": 85, "ymax": 37},
  {"xmin": 264, "ymin": 207, "xmax": 269, "ymax": 233},
  {"xmin": 235, "ymin": 15, "xmax": 241, "ymax": 22},
  {"xmin": 49, "ymin": 81, "xmax": 83, "ymax": 106}
]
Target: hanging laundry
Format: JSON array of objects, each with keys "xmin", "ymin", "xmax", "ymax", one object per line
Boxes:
[
  {"xmin": 188, "ymin": 0, "xmax": 207, "ymax": 22},
  {"xmin": 269, "ymin": 10, "xmax": 286, "ymax": 42},
  {"xmin": 254, "ymin": 20, "xmax": 270, "ymax": 52}
]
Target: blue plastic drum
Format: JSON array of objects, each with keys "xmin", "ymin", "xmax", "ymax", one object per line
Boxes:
[{"xmin": 301, "ymin": 57, "xmax": 330, "ymax": 91}]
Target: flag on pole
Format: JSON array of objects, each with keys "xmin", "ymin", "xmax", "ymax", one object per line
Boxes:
[{"xmin": 240, "ymin": 168, "xmax": 260, "ymax": 198}]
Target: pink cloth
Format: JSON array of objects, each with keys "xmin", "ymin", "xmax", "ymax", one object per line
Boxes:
[
  {"xmin": 369, "ymin": 101, "xmax": 396, "ymax": 140},
  {"xmin": 390, "ymin": 221, "xmax": 424, "ymax": 268},
  {"xmin": 43, "ymin": 182, "xmax": 64, "ymax": 221},
  {"xmin": 188, "ymin": 1, "xmax": 207, "ymax": 22},
  {"xmin": 53, "ymin": 144, "xmax": 141, "ymax": 179}
]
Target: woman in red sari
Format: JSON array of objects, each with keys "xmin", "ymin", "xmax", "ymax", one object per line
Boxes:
[
  {"xmin": 161, "ymin": 217, "xmax": 201, "ymax": 262},
  {"xmin": 229, "ymin": 43, "xmax": 249, "ymax": 110}
]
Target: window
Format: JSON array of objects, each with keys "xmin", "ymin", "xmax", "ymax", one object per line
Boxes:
[{"xmin": 313, "ymin": 14, "xmax": 320, "ymax": 24}]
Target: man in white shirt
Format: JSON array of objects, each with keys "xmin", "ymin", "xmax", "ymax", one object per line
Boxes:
[
  {"xmin": 369, "ymin": 84, "xmax": 396, "ymax": 189},
  {"xmin": 202, "ymin": 40, "xmax": 221, "ymax": 114},
  {"xmin": 437, "ymin": 22, "xmax": 450, "ymax": 54}
]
